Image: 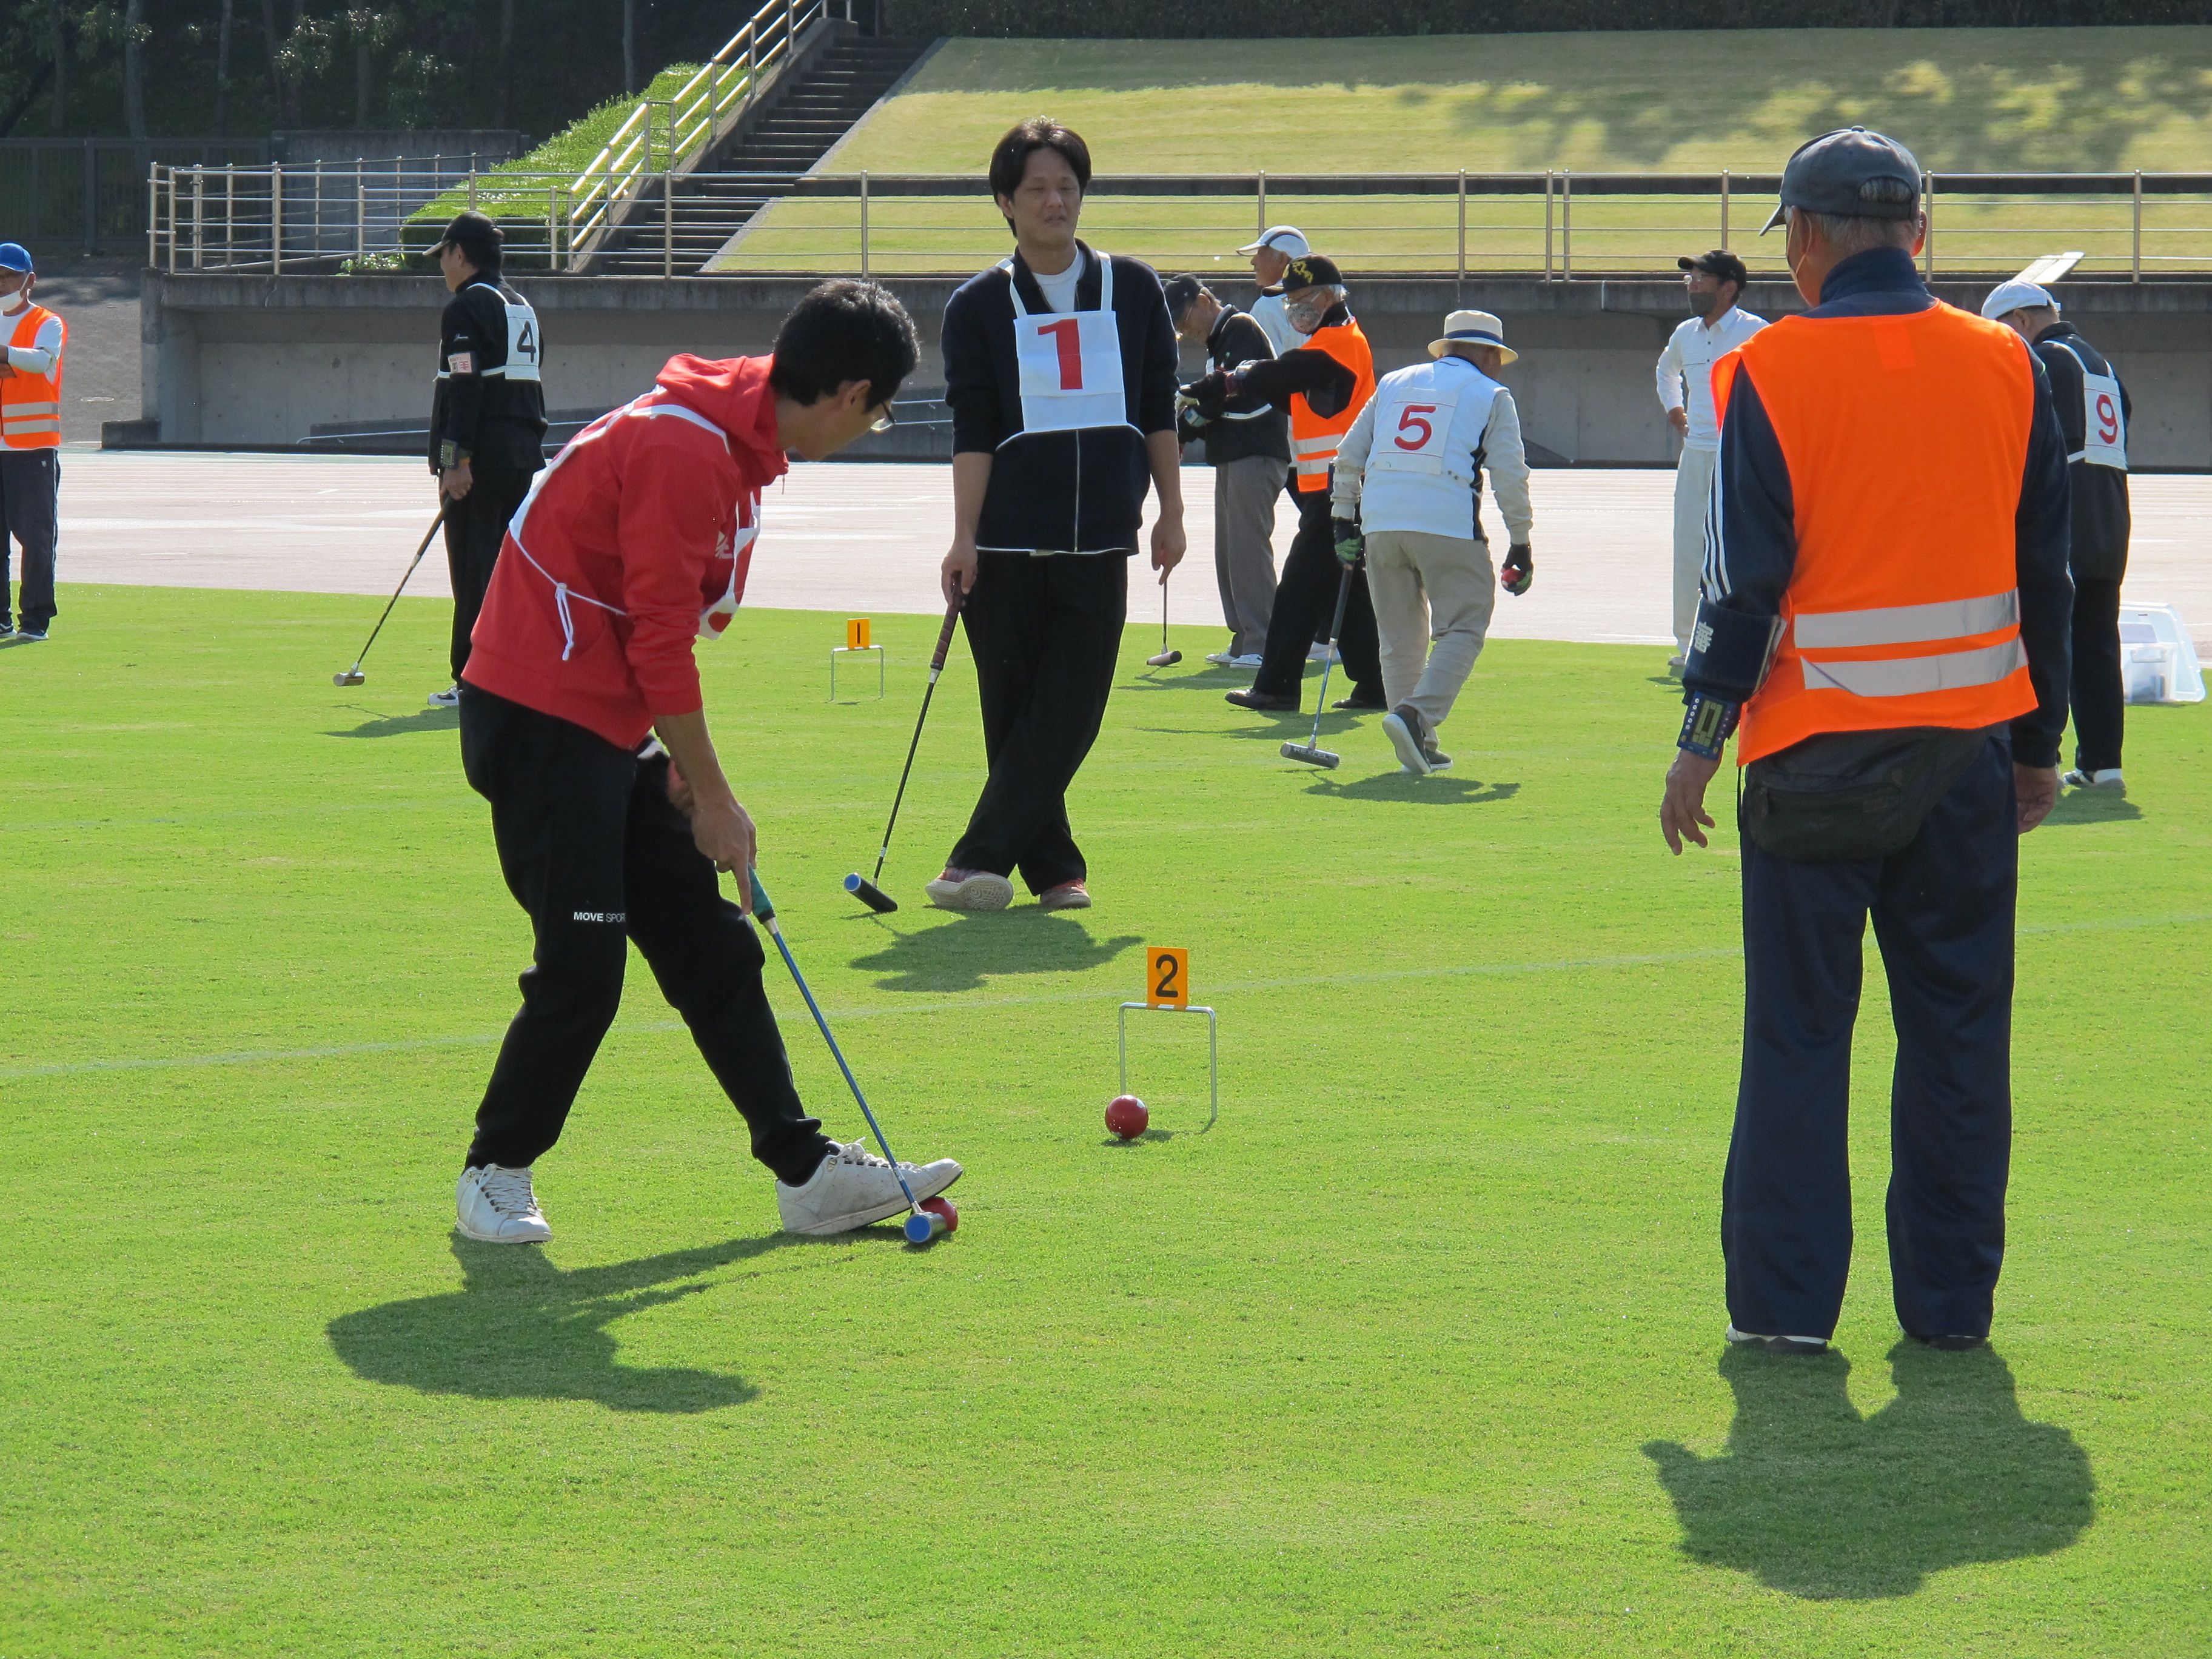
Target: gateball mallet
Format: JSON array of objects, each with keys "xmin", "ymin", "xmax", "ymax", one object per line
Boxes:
[
  {"xmin": 1146, "ymin": 571, "xmax": 1181, "ymax": 668},
  {"xmin": 1281, "ymin": 562, "xmax": 1358, "ymax": 769},
  {"xmin": 752, "ymin": 871, "xmax": 951, "ymax": 1244},
  {"xmin": 844, "ymin": 592, "xmax": 965, "ymax": 914},
  {"xmin": 333, "ymin": 504, "xmax": 449, "ymax": 686}
]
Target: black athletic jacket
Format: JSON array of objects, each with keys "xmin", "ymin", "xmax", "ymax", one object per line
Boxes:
[
  {"xmin": 1184, "ymin": 306, "xmax": 1290, "ymax": 465},
  {"xmin": 1228, "ymin": 301, "xmax": 1359, "ymax": 418},
  {"xmin": 2030, "ymin": 321, "xmax": 2133, "ymax": 582},
  {"xmin": 1695, "ymin": 246, "xmax": 2074, "ymax": 768},
  {"xmin": 943, "ymin": 241, "xmax": 1179, "ymax": 554},
  {"xmin": 429, "ymin": 276, "xmax": 549, "ymax": 475}
]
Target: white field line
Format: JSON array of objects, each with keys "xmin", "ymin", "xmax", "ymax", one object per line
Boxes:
[{"xmin": 4, "ymin": 911, "xmax": 2205, "ymax": 1083}]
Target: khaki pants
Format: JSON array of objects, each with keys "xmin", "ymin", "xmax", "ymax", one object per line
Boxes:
[
  {"xmin": 1672, "ymin": 445, "xmax": 1718, "ymax": 656},
  {"xmin": 1362, "ymin": 528, "xmax": 1497, "ymax": 729},
  {"xmin": 1212, "ymin": 452, "xmax": 1279, "ymax": 657}
]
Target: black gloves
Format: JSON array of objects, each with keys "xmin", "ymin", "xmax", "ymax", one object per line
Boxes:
[
  {"xmin": 1501, "ymin": 544, "xmax": 1533, "ymax": 596},
  {"xmin": 1178, "ymin": 370, "xmax": 1236, "ymax": 421}
]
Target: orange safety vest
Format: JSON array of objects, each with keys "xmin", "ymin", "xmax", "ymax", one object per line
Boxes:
[
  {"xmin": 1712, "ymin": 303, "xmax": 2039, "ymax": 765},
  {"xmin": 1, "ymin": 303, "xmax": 65, "ymax": 450},
  {"xmin": 1287, "ymin": 317, "xmax": 1376, "ymax": 493}
]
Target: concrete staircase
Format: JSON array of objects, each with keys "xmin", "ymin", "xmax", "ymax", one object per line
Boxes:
[{"xmin": 594, "ymin": 32, "xmax": 926, "ymax": 276}]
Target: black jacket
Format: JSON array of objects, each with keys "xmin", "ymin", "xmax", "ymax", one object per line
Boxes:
[
  {"xmin": 943, "ymin": 242, "xmax": 1179, "ymax": 554},
  {"xmin": 1233, "ymin": 301, "xmax": 1359, "ymax": 418},
  {"xmin": 1184, "ymin": 306, "xmax": 1289, "ymax": 464},
  {"xmin": 430, "ymin": 276, "xmax": 549, "ymax": 475},
  {"xmin": 1694, "ymin": 247, "xmax": 2074, "ymax": 769},
  {"xmin": 2030, "ymin": 321, "xmax": 2132, "ymax": 582}
]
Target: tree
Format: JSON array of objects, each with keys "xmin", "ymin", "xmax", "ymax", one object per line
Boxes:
[
  {"xmin": 50, "ymin": 0, "xmax": 67, "ymax": 132},
  {"xmin": 216, "ymin": 0, "xmax": 235, "ymax": 135},
  {"xmin": 624, "ymin": 0, "xmax": 637, "ymax": 95},
  {"xmin": 122, "ymin": 0, "xmax": 147, "ymax": 141}
]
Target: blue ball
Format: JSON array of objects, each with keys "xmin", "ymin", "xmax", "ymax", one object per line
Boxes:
[{"xmin": 903, "ymin": 1210, "xmax": 939, "ymax": 1244}]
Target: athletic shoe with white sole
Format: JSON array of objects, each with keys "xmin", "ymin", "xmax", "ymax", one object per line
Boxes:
[
  {"xmin": 1724, "ymin": 1324, "xmax": 1827, "ymax": 1355},
  {"xmin": 1307, "ymin": 643, "xmax": 1339, "ymax": 665},
  {"xmin": 1039, "ymin": 879, "xmax": 1091, "ymax": 911},
  {"xmin": 427, "ymin": 685, "xmax": 461, "ymax": 709},
  {"xmin": 1204, "ymin": 649, "xmax": 1239, "ymax": 666},
  {"xmin": 1383, "ymin": 706, "xmax": 1435, "ymax": 776},
  {"xmin": 15, "ymin": 626, "xmax": 47, "ymax": 642},
  {"xmin": 1230, "ymin": 652, "xmax": 1263, "ymax": 668},
  {"xmin": 1666, "ymin": 654, "xmax": 1687, "ymax": 679},
  {"xmin": 455, "ymin": 1163, "xmax": 553, "ymax": 1243},
  {"xmin": 2061, "ymin": 767, "xmax": 2125, "ymax": 793},
  {"xmin": 776, "ymin": 1139, "xmax": 962, "ymax": 1236},
  {"xmin": 925, "ymin": 868, "xmax": 1014, "ymax": 911}
]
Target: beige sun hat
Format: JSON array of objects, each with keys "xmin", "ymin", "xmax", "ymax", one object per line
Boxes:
[{"xmin": 1429, "ymin": 309, "xmax": 1517, "ymax": 365}]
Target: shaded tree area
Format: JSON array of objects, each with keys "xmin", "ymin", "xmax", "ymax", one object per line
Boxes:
[
  {"xmin": 882, "ymin": 1, "xmax": 2212, "ymax": 33},
  {"xmin": 0, "ymin": 0, "xmax": 744, "ymax": 141}
]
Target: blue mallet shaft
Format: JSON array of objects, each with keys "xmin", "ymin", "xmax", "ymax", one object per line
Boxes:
[{"xmin": 751, "ymin": 872, "xmax": 922, "ymax": 1216}]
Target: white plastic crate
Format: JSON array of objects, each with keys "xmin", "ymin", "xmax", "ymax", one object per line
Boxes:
[{"xmin": 2117, "ymin": 603, "xmax": 2205, "ymax": 705}]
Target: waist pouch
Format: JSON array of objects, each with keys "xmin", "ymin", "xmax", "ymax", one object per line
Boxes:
[{"xmin": 1741, "ymin": 727, "xmax": 1993, "ymax": 863}]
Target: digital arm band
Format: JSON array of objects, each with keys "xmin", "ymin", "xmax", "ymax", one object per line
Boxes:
[
  {"xmin": 1682, "ymin": 598, "xmax": 1786, "ymax": 703},
  {"xmin": 1677, "ymin": 693, "xmax": 1740, "ymax": 760}
]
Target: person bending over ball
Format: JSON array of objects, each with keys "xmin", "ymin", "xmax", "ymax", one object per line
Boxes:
[{"xmin": 451, "ymin": 280, "xmax": 963, "ymax": 1244}]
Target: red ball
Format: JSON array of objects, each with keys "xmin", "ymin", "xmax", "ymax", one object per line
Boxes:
[
  {"xmin": 1106, "ymin": 1094, "xmax": 1150, "ymax": 1141},
  {"xmin": 919, "ymin": 1196, "xmax": 958, "ymax": 1234}
]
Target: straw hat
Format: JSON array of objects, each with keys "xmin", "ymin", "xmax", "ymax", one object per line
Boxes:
[{"xmin": 1429, "ymin": 309, "xmax": 1517, "ymax": 364}]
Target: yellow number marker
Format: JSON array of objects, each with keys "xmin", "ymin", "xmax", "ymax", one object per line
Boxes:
[
  {"xmin": 847, "ymin": 618, "xmax": 872, "ymax": 651},
  {"xmin": 1147, "ymin": 947, "xmax": 1189, "ymax": 1008}
]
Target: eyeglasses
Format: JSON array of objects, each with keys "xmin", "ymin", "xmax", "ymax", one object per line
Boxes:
[{"xmin": 869, "ymin": 405, "xmax": 896, "ymax": 434}]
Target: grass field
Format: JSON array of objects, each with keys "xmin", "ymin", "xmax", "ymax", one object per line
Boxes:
[
  {"xmin": 719, "ymin": 27, "xmax": 2212, "ymax": 276},
  {"xmin": 3, "ymin": 584, "xmax": 2208, "ymax": 1655}
]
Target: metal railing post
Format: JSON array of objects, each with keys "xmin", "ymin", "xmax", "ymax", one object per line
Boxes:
[
  {"xmin": 2132, "ymin": 170, "xmax": 2143, "ymax": 283},
  {"xmin": 1720, "ymin": 169, "xmax": 1730, "ymax": 250},
  {"xmin": 271, "ymin": 163, "xmax": 283, "ymax": 273},
  {"xmin": 548, "ymin": 185, "xmax": 558, "ymax": 268},
  {"xmin": 1544, "ymin": 171, "xmax": 1554, "ymax": 281},
  {"xmin": 147, "ymin": 164, "xmax": 160, "ymax": 268},
  {"xmin": 313, "ymin": 159, "xmax": 323, "ymax": 259},
  {"xmin": 1256, "ymin": 169, "xmax": 1266, "ymax": 240},
  {"xmin": 225, "ymin": 164, "xmax": 236, "ymax": 268},
  {"xmin": 860, "ymin": 169, "xmax": 870, "ymax": 276},
  {"xmin": 1456, "ymin": 169, "xmax": 1466, "ymax": 284},
  {"xmin": 356, "ymin": 167, "xmax": 367, "ymax": 263},
  {"xmin": 192, "ymin": 166, "xmax": 206, "ymax": 269},
  {"xmin": 468, "ymin": 169, "xmax": 478, "ymax": 210},
  {"xmin": 1561, "ymin": 169, "xmax": 1572, "ymax": 280},
  {"xmin": 1922, "ymin": 173, "xmax": 1934, "ymax": 280},
  {"xmin": 663, "ymin": 156, "xmax": 675, "ymax": 277}
]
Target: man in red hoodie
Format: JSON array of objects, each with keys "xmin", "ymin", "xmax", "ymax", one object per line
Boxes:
[{"xmin": 452, "ymin": 280, "xmax": 963, "ymax": 1244}]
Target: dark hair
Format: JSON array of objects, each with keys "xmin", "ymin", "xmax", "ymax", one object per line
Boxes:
[
  {"xmin": 438, "ymin": 209, "xmax": 503, "ymax": 274},
  {"xmin": 769, "ymin": 279, "xmax": 920, "ymax": 407},
  {"xmin": 988, "ymin": 116, "xmax": 1092, "ymax": 206}
]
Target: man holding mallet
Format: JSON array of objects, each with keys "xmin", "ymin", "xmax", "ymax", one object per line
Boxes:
[
  {"xmin": 928, "ymin": 117, "xmax": 1186, "ymax": 914},
  {"xmin": 451, "ymin": 280, "xmax": 963, "ymax": 1245}
]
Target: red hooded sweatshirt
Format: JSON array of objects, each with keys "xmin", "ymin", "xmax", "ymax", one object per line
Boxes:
[{"xmin": 461, "ymin": 354, "xmax": 786, "ymax": 749}]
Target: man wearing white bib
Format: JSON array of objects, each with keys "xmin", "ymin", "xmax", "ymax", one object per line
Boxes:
[
  {"xmin": 1982, "ymin": 279, "xmax": 2133, "ymax": 794},
  {"xmin": 1332, "ymin": 309, "xmax": 1535, "ymax": 776},
  {"xmin": 931, "ymin": 118, "xmax": 1186, "ymax": 913},
  {"xmin": 1657, "ymin": 250, "xmax": 1766, "ymax": 674}
]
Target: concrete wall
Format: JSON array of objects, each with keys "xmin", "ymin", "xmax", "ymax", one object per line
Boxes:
[{"xmin": 130, "ymin": 270, "xmax": 2212, "ymax": 466}]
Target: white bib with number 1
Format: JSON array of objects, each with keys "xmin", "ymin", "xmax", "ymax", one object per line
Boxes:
[{"xmin": 1004, "ymin": 249, "xmax": 1130, "ymax": 436}]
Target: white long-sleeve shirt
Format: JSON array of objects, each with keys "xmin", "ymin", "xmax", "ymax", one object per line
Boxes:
[
  {"xmin": 1248, "ymin": 290, "xmax": 1301, "ymax": 360},
  {"xmin": 3, "ymin": 305, "xmax": 63, "ymax": 378},
  {"xmin": 1332, "ymin": 361, "xmax": 1533, "ymax": 545},
  {"xmin": 1655, "ymin": 304, "xmax": 1765, "ymax": 450}
]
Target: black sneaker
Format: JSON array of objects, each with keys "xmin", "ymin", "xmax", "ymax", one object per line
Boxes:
[
  {"xmin": 1225, "ymin": 688, "xmax": 1298, "ymax": 712},
  {"xmin": 1906, "ymin": 1332, "xmax": 1989, "ymax": 1352},
  {"xmin": 15, "ymin": 625, "xmax": 47, "ymax": 642},
  {"xmin": 1333, "ymin": 688, "xmax": 1387, "ymax": 712},
  {"xmin": 1724, "ymin": 1324, "xmax": 1829, "ymax": 1355},
  {"xmin": 1382, "ymin": 705, "xmax": 1433, "ymax": 776}
]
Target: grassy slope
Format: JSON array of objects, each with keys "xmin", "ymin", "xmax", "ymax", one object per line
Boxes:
[
  {"xmin": 0, "ymin": 585, "xmax": 2206, "ymax": 1656},
  {"xmin": 718, "ymin": 27, "xmax": 2212, "ymax": 274}
]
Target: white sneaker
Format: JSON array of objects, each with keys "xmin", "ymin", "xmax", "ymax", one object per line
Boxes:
[
  {"xmin": 1204, "ymin": 650, "xmax": 1238, "ymax": 666},
  {"xmin": 925, "ymin": 868, "xmax": 1014, "ymax": 911},
  {"xmin": 1307, "ymin": 643, "xmax": 1339, "ymax": 665},
  {"xmin": 776, "ymin": 1139, "xmax": 962, "ymax": 1236},
  {"xmin": 1231, "ymin": 652, "xmax": 1264, "ymax": 668},
  {"xmin": 427, "ymin": 685, "xmax": 461, "ymax": 709},
  {"xmin": 2061, "ymin": 767, "xmax": 2125, "ymax": 793},
  {"xmin": 455, "ymin": 1163, "xmax": 552, "ymax": 1243},
  {"xmin": 1724, "ymin": 1324, "xmax": 1827, "ymax": 1355}
]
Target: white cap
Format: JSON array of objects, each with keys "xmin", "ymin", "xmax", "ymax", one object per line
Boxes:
[
  {"xmin": 1236, "ymin": 224, "xmax": 1310, "ymax": 258},
  {"xmin": 1980, "ymin": 279, "xmax": 2059, "ymax": 321}
]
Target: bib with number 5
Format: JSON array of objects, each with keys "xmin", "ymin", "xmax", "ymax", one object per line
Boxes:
[{"xmin": 1003, "ymin": 249, "xmax": 1131, "ymax": 437}]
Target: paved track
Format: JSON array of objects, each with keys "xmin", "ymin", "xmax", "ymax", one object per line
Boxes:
[{"xmin": 55, "ymin": 452, "xmax": 2212, "ymax": 654}]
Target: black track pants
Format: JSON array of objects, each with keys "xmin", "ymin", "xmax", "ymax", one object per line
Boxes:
[
  {"xmin": 0, "ymin": 449, "xmax": 59, "ymax": 632},
  {"xmin": 444, "ymin": 464, "xmax": 535, "ymax": 683},
  {"xmin": 2068, "ymin": 575, "xmax": 2125, "ymax": 774},
  {"xmin": 948, "ymin": 549, "xmax": 1128, "ymax": 894},
  {"xmin": 457, "ymin": 686, "xmax": 834, "ymax": 1184},
  {"xmin": 1250, "ymin": 488, "xmax": 1380, "ymax": 706}
]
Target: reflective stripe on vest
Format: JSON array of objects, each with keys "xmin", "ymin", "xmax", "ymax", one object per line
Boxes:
[
  {"xmin": 1, "ymin": 304, "xmax": 64, "ymax": 451},
  {"xmin": 1286, "ymin": 318, "xmax": 1376, "ymax": 492},
  {"xmin": 1714, "ymin": 303, "xmax": 2040, "ymax": 765}
]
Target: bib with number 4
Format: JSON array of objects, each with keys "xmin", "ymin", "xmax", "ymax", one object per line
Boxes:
[
  {"xmin": 2046, "ymin": 340, "xmax": 2125, "ymax": 470},
  {"xmin": 1003, "ymin": 249, "xmax": 1130, "ymax": 436}
]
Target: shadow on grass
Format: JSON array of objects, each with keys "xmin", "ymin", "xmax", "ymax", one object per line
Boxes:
[
  {"xmin": 326, "ymin": 706, "xmax": 460, "ymax": 739},
  {"xmin": 1308, "ymin": 775, "xmax": 1521, "ymax": 805},
  {"xmin": 327, "ymin": 1232, "xmax": 876, "ymax": 1412},
  {"xmin": 850, "ymin": 908, "xmax": 1141, "ymax": 993},
  {"xmin": 2046, "ymin": 788, "xmax": 2144, "ymax": 825},
  {"xmin": 1644, "ymin": 1342, "xmax": 2093, "ymax": 1600}
]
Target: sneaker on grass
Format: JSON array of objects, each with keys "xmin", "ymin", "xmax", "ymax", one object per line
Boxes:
[
  {"xmin": 925, "ymin": 868, "xmax": 1013, "ymax": 911},
  {"xmin": 777, "ymin": 1139, "xmax": 962, "ymax": 1236},
  {"xmin": 427, "ymin": 685, "xmax": 461, "ymax": 709},
  {"xmin": 15, "ymin": 625, "xmax": 47, "ymax": 642},
  {"xmin": 1204, "ymin": 649, "xmax": 1239, "ymax": 667},
  {"xmin": 1724, "ymin": 1324, "xmax": 1827, "ymax": 1355},
  {"xmin": 1039, "ymin": 879, "xmax": 1091, "ymax": 911},
  {"xmin": 2061, "ymin": 767, "xmax": 2124, "ymax": 793},
  {"xmin": 1383, "ymin": 705, "xmax": 1435, "ymax": 776},
  {"xmin": 455, "ymin": 1163, "xmax": 552, "ymax": 1243}
]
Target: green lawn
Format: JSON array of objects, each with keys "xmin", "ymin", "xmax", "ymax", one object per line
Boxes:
[
  {"xmin": 2, "ymin": 585, "xmax": 2207, "ymax": 1655},
  {"xmin": 719, "ymin": 27, "xmax": 2212, "ymax": 275}
]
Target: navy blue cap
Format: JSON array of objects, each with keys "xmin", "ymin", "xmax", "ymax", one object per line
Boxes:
[
  {"xmin": 0, "ymin": 243, "xmax": 33, "ymax": 274},
  {"xmin": 1761, "ymin": 127, "xmax": 1923, "ymax": 234}
]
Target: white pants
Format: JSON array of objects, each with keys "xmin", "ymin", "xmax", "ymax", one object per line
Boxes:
[
  {"xmin": 1362, "ymin": 528, "xmax": 1497, "ymax": 728},
  {"xmin": 1672, "ymin": 444, "xmax": 1718, "ymax": 656}
]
